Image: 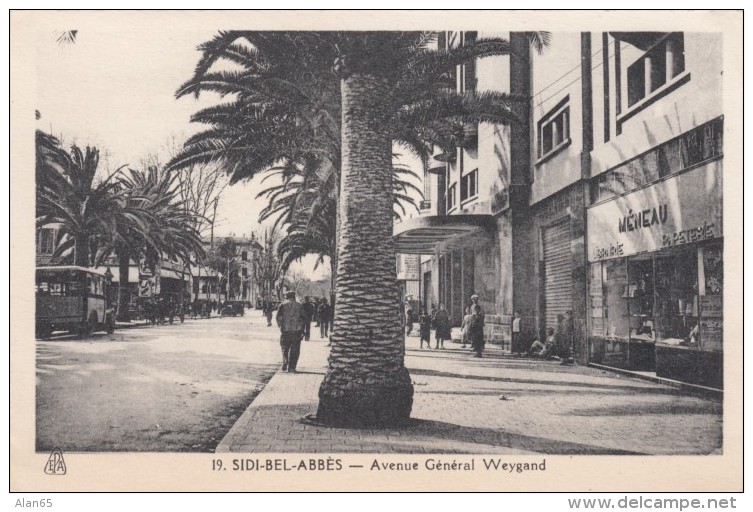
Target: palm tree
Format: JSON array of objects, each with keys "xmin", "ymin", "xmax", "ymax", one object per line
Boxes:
[
  {"xmin": 170, "ymin": 31, "xmax": 546, "ymax": 426},
  {"xmin": 109, "ymin": 167, "xmax": 206, "ymax": 317},
  {"xmin": 36, "ymin": 138, "xmax": 124, "ymax": 267}
]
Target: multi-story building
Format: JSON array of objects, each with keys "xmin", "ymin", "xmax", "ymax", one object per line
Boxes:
[
  {"xmin": 201, "ymin": 235, "xmax": 263, "ymax": 305},
  {"xmin": 395, "ymin": 31, "xmax": 723, "ymax": 389}
]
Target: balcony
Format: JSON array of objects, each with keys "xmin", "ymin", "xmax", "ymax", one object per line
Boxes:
[
  {"xmin": 432, "ymin": 147, "xmax": 456, "ymax": 164},
  {"xmin": 458, "ymin": 124, "xmax": 478, "ymax": 149}
]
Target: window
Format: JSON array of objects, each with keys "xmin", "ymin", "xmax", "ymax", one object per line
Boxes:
[
  {"xmin": 627, "ymin": 33, "xmax": 685, "ymax": 108},
  {"xmin": 537, "ymin": 97, "xmax": 570, "ymax": 160},
  {"xmin": 460, "ymin": 169, "xmax": 478, "ymax": 203},
  {"xmin": 447, "ymin": 183, "xmax": 457, "ymax": 211},
  {"xmin": 241, "ymin": 267, "xmax": 248, "ymax": 277},
  {"xmin": 38, "ymin": 228, "xmax": 56, "ymax": 256},
  {"xmin": 590, "ymin": 117, "xmax": 723, "ymax": 203},
  {"xmin": 446, "ymin": 32, "xmax": 476, "ymax": 94},
  {"xmin": 241, "ymin": 251, "xmax": 248, "ymax": 262}
]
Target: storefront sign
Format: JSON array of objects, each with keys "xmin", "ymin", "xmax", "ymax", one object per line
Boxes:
[
  {"xmin": 587, "ymin": 162, "xmax": 722, "ymax": 262},
  {"xmin": 700, "ymin": 295, "xmax": 723, "ymax": 317},
  {"xmin": 396, "ymin": 254, "xmax": 420, "ymax": 281}
]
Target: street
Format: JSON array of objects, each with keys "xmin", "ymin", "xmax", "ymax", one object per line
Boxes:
[
  {"xmin": 36, "ymin": 310, "xmax": 292, "ymax": 452},
  {"xmin": 36, "ymin": 310, "xmax": 723, "ymax": 455}
]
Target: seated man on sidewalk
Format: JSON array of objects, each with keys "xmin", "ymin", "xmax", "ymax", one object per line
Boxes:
[
  {"xmin": 530, "ymin": 327, "xmax": 557, "ymax": 359},
  {"xmin": 276, "ymin": 291, "xmax": 308, "ymax": 373}
]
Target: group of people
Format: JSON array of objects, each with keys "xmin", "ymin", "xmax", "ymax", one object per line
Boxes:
[
  {"xmin": 410, "ymin": 294, "xmax": 487, "ymax": 357},
  {"xmin": 528, "ymin": 310, "xmax": 575, "ymax": 365}
]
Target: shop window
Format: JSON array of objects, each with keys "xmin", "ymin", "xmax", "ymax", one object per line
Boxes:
[
  {"xmin": 626, "ymin": 256, "xmax": 655, "ymax": 342},
  {"xmin": 460, "ymin": 169, "xmax": 478, "ymax": 203},
  {"xmin": 627, "ymin": 33, "xmax": 685, "ymax": 108},
  {"xmin": 603, "ymin": 259, "xmax": 629, "ymax": 341},
  {"xmin": 699, "ymin": 244, "xmax": 723, "ymax": 352},
  {"xmin": 537, "ymin": 97, "xmax": 570, "ymax": 161},
  {"xmin": 589, "ymin": 263, "xmax": 605, "ymax": 338}
]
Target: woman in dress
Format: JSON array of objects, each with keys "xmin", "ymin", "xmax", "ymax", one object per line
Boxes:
[{"xmin": 432, "ymin": 303, "xmax": 451, "ymax": 349}]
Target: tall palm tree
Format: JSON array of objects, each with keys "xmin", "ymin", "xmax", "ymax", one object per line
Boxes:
[
  {"xmin": 170, "ymin": 31, "xmax": 545, "ymax": 426},
  {"xmin": 316, "ymin": 31, "xmax": 546, "ymax": 427}
]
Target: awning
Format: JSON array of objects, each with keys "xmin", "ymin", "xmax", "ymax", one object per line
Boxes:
[{"xmin": 393, "ymin": 214, "xmax": 496, "ymax": 255}]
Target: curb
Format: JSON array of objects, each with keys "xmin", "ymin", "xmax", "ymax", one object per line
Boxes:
[
  {"xmin": 114, "ymin": 315, "xmax": 226, "ymax": 330},
  {"xmin": 587, "ymin": 362, "xmax": 723, "ymax": 399}
]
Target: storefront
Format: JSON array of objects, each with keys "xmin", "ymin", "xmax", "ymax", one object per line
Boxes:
[{"xmin": 586, "ymin": 159, "xmax": 723, "ymax": 389}]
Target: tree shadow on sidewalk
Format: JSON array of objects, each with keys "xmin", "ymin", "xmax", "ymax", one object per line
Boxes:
[
  {"xmin": 408, "ymin": 368, "xmax": 690, "ymax": 396},
  {"xmin": 397, "ymin": 420, "xmax": 645, "ymax": 455}
]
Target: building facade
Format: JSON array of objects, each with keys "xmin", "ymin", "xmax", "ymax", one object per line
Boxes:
[
  {"xmin": 202, "ymin": 235, "xmax": 263, "ymax": 305},
  {"xmin": 394, "ymin": 31, "xmax": 724, "ymax": 389}
]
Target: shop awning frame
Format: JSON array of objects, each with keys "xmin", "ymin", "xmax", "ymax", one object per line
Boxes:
[{"xmin": 393, "ymin": 214, "xmax": 496, "ymax": 255}]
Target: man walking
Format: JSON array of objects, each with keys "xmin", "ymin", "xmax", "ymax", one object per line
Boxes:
[
  {"xmin": 317, "ymin": 298, "xmax": 331, "ymax": 339},
  {"xmin": 276, "ymin": 291, "xmax": 307, "ymax": 373}
]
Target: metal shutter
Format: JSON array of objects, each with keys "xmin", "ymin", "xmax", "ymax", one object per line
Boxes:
[{"xmin": 542, "ymin": 218, "xmax": 572, "ymax": 330}]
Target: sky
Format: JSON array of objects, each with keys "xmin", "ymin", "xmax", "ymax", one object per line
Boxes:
[{"xmin": 34, "ymin": 26, "xmax": 330, "ymax": 278}]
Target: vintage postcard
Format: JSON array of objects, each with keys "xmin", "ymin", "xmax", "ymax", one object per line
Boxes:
[{"xmin": 10, "ymin": 10, "xmax": 743, "ymax": 493}]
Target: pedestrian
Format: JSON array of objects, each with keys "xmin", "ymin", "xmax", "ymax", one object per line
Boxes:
[
  {"xmin": 317, "ymin": 298, "xmax": 331, "ymax": 339},
  {"xmin": 276, "ymin": 290, "xmax": 307, "ymax": 373},
  {"xmin": 433, "ymin": 303, "xmax": 451, "ymax": 349},
  {"xmin": 302, "ymin": 296, "xmax": 315, "ymax": 341},
  {"xmin": 530, "ymin": 327, "xmax": 556, "ymax": 358},
  {"xmin": 460, "ymin": 307, "xmax": 472, "ymax": 348},
  {"xmin": 263, "ymin": 299, "xmax": 274, "ymax": 327},
  {"xmin": 418, "ymin": 310, "xmax": 432, "ymax": 349},
  {"xmin": 512, "ymin": 310, "xmax": 523, "ymax": 355},
  {"xmin": 469, "ymin": 294, "xmax": 484, "ymax": 316},
  {"xmin": 404, "ymin": 301, "xmax": 414, "ymax": 336},
  {"xmin": 555, "ymin": 313, "xmax": 575, "ymax": 365},
  {"xmin": 469, "ymin": 305, "xmax": 486, "ymax": 357},
  {"xmin": 313, "ymin": 298, "xmax": 320, "ymax": 327}
]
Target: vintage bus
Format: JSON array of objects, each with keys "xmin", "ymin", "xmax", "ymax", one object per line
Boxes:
[{"xmin": 35, "ymin": 266, "xmax": 116, "ymax": 339}]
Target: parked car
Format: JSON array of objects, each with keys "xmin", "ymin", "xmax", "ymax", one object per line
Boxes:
[{"xmin": 221, "ymin": 301, "xmax": 245, "ymax": 317}]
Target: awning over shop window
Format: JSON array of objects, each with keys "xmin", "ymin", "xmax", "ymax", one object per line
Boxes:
[{"xmin": 393, "ymin": 214, "xmax": 496, "ymax": 255}]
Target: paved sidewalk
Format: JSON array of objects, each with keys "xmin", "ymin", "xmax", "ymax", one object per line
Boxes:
[{"xmin": 217, "ymin": 336, "xmax": 723, "ymax": 455}]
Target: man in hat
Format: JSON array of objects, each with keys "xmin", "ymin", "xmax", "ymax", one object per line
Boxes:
[
  {"xmin": 470, "ymin": 294, "xmax": 484, "ymax": 317},
  {"xmin": 276, "ymin": 290, "xmax": 308, "ymax": 372}
]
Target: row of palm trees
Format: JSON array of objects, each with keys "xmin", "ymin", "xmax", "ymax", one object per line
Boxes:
[
  {"xmin": 168, "ymin": 32, "xmax": 547, "ymax": 427},
  {"xmin": 36, "ymin": 130, "xmax": 206, "ymax": 321}
]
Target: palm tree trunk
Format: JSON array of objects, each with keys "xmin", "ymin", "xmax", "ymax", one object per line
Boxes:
[
  {"xmin": 116, "ymin": 249, "xmax": 131, "ymax": 321},
  {"xmin": 316, "ymin": 72, "xmax": 413, "ymax": 427},
  {"xmin": 74, "ymin": 234, "xmax": 89, "ymax": 267}
]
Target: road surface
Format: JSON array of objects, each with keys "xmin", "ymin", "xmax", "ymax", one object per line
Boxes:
[{"xmin": 35, "ymin": 310, "xmax": 311, "ymax": 452}]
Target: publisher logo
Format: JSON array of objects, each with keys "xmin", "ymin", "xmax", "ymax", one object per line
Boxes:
[{"xmin": 44, "ymin": 448, "xmax": 66, "ymax": 475}]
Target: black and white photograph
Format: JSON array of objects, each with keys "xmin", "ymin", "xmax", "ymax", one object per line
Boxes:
[{"xmin": 10, "ymin": 9, "xmax": 743, "ymax": 493}]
